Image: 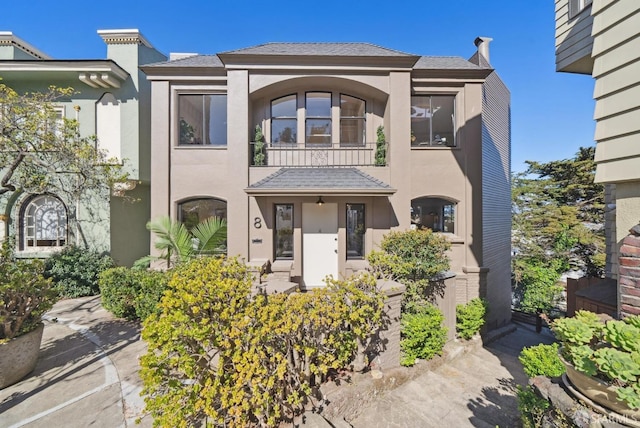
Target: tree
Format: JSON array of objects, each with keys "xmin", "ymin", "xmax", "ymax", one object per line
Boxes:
[
  {"xmin": 0, "ymin": 83, "xmax": 128, "ymax": 244},
  {"xmin": 512, "ymin": 147, "xmax": 605, "ymax": 313}
]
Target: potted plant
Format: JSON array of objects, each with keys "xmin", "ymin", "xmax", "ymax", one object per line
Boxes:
[
  {"xmin": 552, "ymin": 310, "xmax": 640, "ymax": 418},
  {"xmin": 253, "ymin": 125, "xmax": 266, "ymax": 166},
  {"xmin": 0, "ymin": 238, "xmax": 58, "ymax": 388}
]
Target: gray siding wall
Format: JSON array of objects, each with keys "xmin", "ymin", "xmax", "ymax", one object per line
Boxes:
[
  {"xmin": 481, "ymin": 70, "xmax": 512, "ymax": 328},
  {"xmin": 555, "ymin": 0, "xmax": 594, "ymax": 73}
]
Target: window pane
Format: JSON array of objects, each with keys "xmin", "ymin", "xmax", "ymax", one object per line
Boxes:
[
  {"xmin": 411, "ymin": 96, "xmax": 431, "ymax": 146},
  {"xmin": 410, "ymin": 197, "xmax": 455, "ymax": 233},
  {"xmin": 178, "ymin": 198, "xmax": 227, "ymax": 230},
  {"xmin": 411, "ymin": 95, "xmax": 455, "ymax": 147},
  {"xmin": 431, "ymin": 96, "xmax": 455, "ymax": 146},
  {"xmin": 23, "ymin": 194, "xmax": 67, "ymax": 249},
  {"xmin": 341, "ymin": 95, "xmax": 365, "ymax": 117},
  {"xmin": 179, "ymin": 95, "xmax": 204, "ymax": 145},
  {"xmin": 306, "ymin": 119, "xmax": 331, "ymax": 145},
  {"xmin": 207, "ymin": 95, "xmax": 227, "ymax": 146},
  {"xmin": 340, "ymin": 119, "xmax": 365, "ymax": 145},
  {"xmin": 271, "ymin": 95, "xmax": 297, "ymax": 118},
  {"xmin": 272, "ymin": 119, "xmax": 297, "ymax": 144},
  {"xmin": 275, "ymin": 204, "xmax": 293, "ymax": 259},
  {"xmin": 306, "ymin": 92, "xmax": 331, "ymax": 117},
  {"xmin": 179, "ymin": 95, "xmax": 227, "ymax": 146},
  {"xmin": 346, "ymin": 204, "xmax": 365, "ymax": 259}
]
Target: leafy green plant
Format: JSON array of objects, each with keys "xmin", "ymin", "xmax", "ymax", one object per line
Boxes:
[
  {"xmin": 518, "ymin": 343, "xmax": 566, "ymax": 378},
  {"xmin": 253, "ymin": 125, "xmax": 266, "ymax": 166},
  {"xmin": 98, "ymin": 267, "xmax": 167, "ymax": 321},
  {"xmin": 517, "ymin": 385, "xmax": 550, "ymax": 428},
  {"xmin": 553, "ymin": 311, "xmax": 640, "ymax": 409},
  {"xmin": 456, "ymin": 298, "xmax": 488, "ymax": 340},
  {"xmin": 374, "ymin": 125, "xmax": 386, "ymax": 166},
  {"xmin": 136, "ymin": 215, "xmax": 227, "ymax": 268},
  {"xmin": 44, "ymin": 245, "xmax": 114, "ymax": 297},
  {"xmin": 368, "ymin": 228, "xmax": 450, "ymax": 309},
  {"xmin": 512, "ymin": 259, "xmax": 563, "ymax": 314},
  {"xmin": 140, "ymin": 258, "xmax": 384, "ymax": 427},
  {"xmin": 0, "ymin": 238, "xmax": 58, "ymax": 342},
  {"xmin": 400, "ymin": 303, "xmax": 447, "ymax": 366}
]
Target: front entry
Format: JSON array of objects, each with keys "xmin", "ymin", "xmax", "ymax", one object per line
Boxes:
[{"xmin": 302, "ymin": 202, "xmax": 338, "ymax": 288}]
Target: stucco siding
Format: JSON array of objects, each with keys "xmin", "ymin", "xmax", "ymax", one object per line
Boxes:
[
  {"xmin": 555, "ymin": 0, "xmax": 594, "ymax": 73},
  {"xmin": 481, "ymin": 70, "xmax": 511, "ymax": 328}
]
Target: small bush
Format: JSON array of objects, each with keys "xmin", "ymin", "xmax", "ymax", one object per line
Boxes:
[
  {"xmin": 400, "ymin": 303, "xmax": 447, "ymax": 366},
  {"xmin": 99, "ymin": 267, "xmax": 167, "ymax": 321},
  {"xmin": 44, "ymin": 245, "xmax": 114, "ymax": 297},
  {"xmin": 517, "ymin": 385, "xmax": 550, "ymax": 428},
  {"xmin": 519, "ymin": 343, "xmax": 566, "ymax": 378},
  {"xmin": 140, "ymin": 258, "xmax": 384, "ymax": 427},
  {"xmin": 456, "ymin": 298, "xmax": 488, "ymax": 340}
]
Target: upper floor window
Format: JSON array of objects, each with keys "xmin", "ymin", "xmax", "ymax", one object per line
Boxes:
[
  {"xmin": 271, "ymin": 95, "xmax": 297, "ymax": 144},
  {"xmin": 411, "ymin": 197, "xmax": 456, "ymax": 234},
  {"xmin": 178, "ymin": 94, "xmax": 227, "ymax": 146},
  {"xmin": 569, "ymin": 0, "xmax": 592, "ymax": 19},
  {"xmin": 340, "ymin": 95, "xmax": 366, "ymax": 146},
  {"xmin": 21, "ymin": 194, "xmax": 67, "ymax": 250},
  {"xmin": 269, "ymin": 91, "xmax": 368, "ymax": 147},
  {"xmin": 306, "ymin": 92, "xmax": 331, "ymax": 146},
  {"xmin": 411, "ymin": 95, "xmax": 455, "ymax": 147}
]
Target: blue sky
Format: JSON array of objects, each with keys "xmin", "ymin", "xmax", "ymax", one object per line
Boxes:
[{"xmin": 2, "ymin": 0, "xmax": 595, "ymax": 173}]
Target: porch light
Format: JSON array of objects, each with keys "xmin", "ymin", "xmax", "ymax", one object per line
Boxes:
[{"xmin": 316, "ymin": 196, "xmax": 324, "ymax": 206}]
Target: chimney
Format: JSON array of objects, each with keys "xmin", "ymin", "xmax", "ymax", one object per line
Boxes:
[{"xmin": 474, "ymin": 36, "xmax": 493, "ymax": 64}]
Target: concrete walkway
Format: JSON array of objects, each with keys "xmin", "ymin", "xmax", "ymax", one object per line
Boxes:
[
  {"xmin": 0, "ymin": 296, "xmax": 149, "ymax": 428},
  {"xmin": 1, "ymin": 296, "xmax": 555, "ymax": 428},
  {"xmin": 349, "ymin": 324, "xmax": 555, "ymax": 428}
]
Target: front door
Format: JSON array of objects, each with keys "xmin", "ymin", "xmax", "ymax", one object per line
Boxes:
[{"xmin": 302, "ymin": 202, "xmax": 338, "ymax": 288}]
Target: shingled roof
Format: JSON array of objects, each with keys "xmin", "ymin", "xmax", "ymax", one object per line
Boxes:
[
  {"xmin": 220, "ymin": 42, "xmax": 415, "ymax": 57},
  {"xmin": 246, "ymin": 168, "xmax": 395, "ymax": 195},
  {"xmin": 143, "ymin": 54, "xmax": 223, "ymax": 68},
  {"xmin": 414, "ymin": 56, "xmax": 489, "ymax": 70}
]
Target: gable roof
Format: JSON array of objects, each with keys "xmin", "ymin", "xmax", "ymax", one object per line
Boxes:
[
  {"xmin": 246, "ymin": 168, "xmax": 396, "ymax": 195},
  {"xmin": 220, "ymin": 42, "xmax": 415, "ymax": 57}
]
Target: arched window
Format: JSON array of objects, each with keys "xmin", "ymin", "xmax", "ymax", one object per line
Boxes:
[
  {"xmin": 177, "ymin": 198, "xmax": 227, "ymax": 230},
  {"xmin": 411, "ymin": 197, "xmax": 456, "ymax": 233},
  {"xmin": 21, "ymin": 194, "xmax": 67, "ymax": 250}
]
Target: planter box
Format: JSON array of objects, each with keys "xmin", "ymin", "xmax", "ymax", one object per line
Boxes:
[
  {"xmin": 562, "ymin": 355, "xmax": 640, "ymax": 420},
  {"xmin": 0, "ymin": 323, "xmax": 44, "ymax": 389}
]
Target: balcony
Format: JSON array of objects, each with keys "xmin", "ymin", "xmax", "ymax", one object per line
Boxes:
[{"xmin": 249, "ymin": 142, "xmax": 387, "ymax": 167}]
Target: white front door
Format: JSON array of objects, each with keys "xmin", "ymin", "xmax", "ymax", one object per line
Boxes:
[{"xmin": 302, "ymin": 202, "xmax": 338, "ymax": 288}]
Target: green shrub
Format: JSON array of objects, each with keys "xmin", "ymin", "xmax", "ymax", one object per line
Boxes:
[
  {"xmin": 517, "ymin": 385, "xmax": 550, "ymax": 428},
  {"xmin": 1, "ymin": 238, "xmax": 58, "ymax": 341},
  {"xmin": 368, "ymin": 228, "xmax": 450, "ymax": 308},
  {"xmin": 518, "ymin": 343, "xmax": 566, "ymax": 378},
  {"xmin": 140, "ymin": 258, "xmax": 384, "ymax": 427},
  {"xmin": 99, "ymin": 267, "xmax": 167, "ymax": 321},
  {"xmin": 513, "ymin": 259, "xmax": 563, "ymax": 314},
  {"xmin": 456, "ymin": 298, "xmax": 488, "ymax": 340},
  {"xmin": 44, "ymin": 245, "xmax": 114, "ymax": 297},
  {"xmin": 400, "ymin": 303, "xmax": 447, "ymax": 366}
]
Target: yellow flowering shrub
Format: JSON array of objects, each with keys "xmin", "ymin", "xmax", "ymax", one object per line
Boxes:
[{"xmin": 140, "ymin": 257, "xmax": 384, "ymax": 427}]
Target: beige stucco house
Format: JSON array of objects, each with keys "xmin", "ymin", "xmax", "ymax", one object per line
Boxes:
[
  {"xmin": 0, "ymin": 29, "xmax": 166, "ymax": 265},
  {"xmin": 142, "ymin": 37, "xmax": 512, "ymax": 328},
  {"xmin": 555, "ymin": 0, "xmax": 640, "ymax": 317}
]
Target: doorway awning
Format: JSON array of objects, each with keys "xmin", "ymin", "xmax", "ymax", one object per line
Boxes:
[{"xmin": 245, "ymin": 168, "xmax": 396, "ymax": 196}]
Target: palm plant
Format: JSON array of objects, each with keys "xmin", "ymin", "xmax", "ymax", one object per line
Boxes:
[{"xmin": 135, "ymin": 216, "xmax": 227, "ymax": 269}]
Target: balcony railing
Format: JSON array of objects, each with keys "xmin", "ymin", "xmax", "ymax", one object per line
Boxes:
[{"xmin": 250, "ymin": 142, "xmax": 387, "ymax": 167}]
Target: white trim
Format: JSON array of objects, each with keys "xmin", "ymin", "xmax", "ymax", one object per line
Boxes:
[{"xmin": 0, "ymin": 31, "xmax": 51, "ymax": 59}]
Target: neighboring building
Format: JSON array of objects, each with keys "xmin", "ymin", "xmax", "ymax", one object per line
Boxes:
[
  {"xmin": 555, "ymin": 0, "xmax": 640, "ymax": 317},
  {"xmin": 0, "ymin": 30, "xmax": 166, "ymax": 265},
  {"xmin": 142, "ymin": 38, "xmax": 512, "ymax": 327}
]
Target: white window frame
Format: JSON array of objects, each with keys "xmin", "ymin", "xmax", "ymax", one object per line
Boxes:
[
  {"xmin": 569, "ymin": 0, "xmax": 592, "ymax": 19},
  {"xmin": 21, "ymin": 194, "xmax": 68, "ymax": 251}
]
